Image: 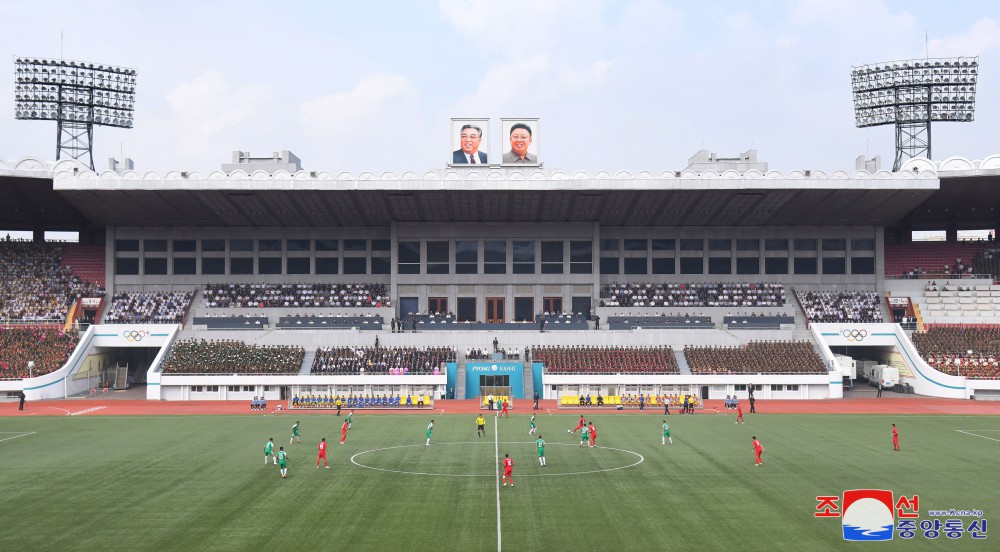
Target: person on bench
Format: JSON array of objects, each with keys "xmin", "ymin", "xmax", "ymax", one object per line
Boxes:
[{"xmin": 596, "ymin": 394, "xmax": 604, "ymax": 407}]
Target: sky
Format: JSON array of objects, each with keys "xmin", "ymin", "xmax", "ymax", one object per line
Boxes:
[{"xmin": 1, "ymin": 0, "xmax": 999, "ymax": 175}]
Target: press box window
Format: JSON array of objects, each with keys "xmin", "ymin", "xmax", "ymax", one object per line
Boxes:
[
  {"xmin": 427, "ymin": 241, "xmax": 450, "ymax": 275},
  {"xmin": 541, "ymin": 241, "xmax": 564, "ymax": 274},
  {"xmin": 513, "ymin": 241, "xmax": 535, "ymax": 274}
]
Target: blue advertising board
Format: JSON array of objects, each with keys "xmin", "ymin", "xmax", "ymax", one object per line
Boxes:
[{"xmin": 464, "ymin": 362, "xmax": 524, "ymax": 399}]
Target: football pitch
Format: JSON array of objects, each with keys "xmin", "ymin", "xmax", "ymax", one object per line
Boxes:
[{"xmin": 1, "ymin": 411, "xmax": 997, "ymax": 551}]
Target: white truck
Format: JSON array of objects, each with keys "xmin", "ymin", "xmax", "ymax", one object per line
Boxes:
[{"xmin": 871, "ymin": 365, "xmax": 899, "ymax": 389}]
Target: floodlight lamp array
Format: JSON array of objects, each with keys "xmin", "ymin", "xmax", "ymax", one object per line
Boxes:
[
  {"xmin": 850, "ymin": 57, "xmax": 978, "ymax": 128},
  {"xmin": 13, "ymin": 57, "xmax": 137, "ymax": 128}
]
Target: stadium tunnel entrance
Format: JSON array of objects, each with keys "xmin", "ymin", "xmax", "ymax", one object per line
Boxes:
[
  {"xmin": 828, "ymin": 345, "xmax": 911, "ymax": 393},
  {"xmin": 75, "ymin": 346, "xmax": 160, "ymax": 392}
]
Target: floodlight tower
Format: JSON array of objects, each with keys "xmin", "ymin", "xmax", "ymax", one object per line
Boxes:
[
  {"xmin": 14, "ymin": 57, "xmax": 137, "ymax": 170},
  {"xmin": 851, "ymin": 56, "xmax": 978, "ymax": 171}
]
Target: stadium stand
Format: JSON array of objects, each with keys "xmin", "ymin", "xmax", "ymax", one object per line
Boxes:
[
  {"xmin": 911, "ymin": 325, "xmax": 1000, "ymax": 379},
  {"xmin": 310, "ymin": 346, "xmax": 456, "ymax": 375},
  {"xmin": 0, "ymin": 240, "xmax": 105, "ymax": 323},
  {"xmin": 192, "ymin": 314, "xmax": 269, "ymax": 330},
  {"xmin": 599, "ymin": 282, "xmax": 786, "ymax": 308},
  {"xmin": 60, "ymin": 242, "xmax": 107, "ymax": 287},
  {"xmin": 607, "ymin": 314, "xmax": 713, "ymax": 329},
  {"xmin": 796, "ymin": 290, "xmax": 883, "ymax": 323},
  {"xmin": 921, "ymin": 282, "xmax": 1000, "ymax": 319},
  {"xmin": 723, "ymin": 314, "xmax": 794, "ymax": 329},
  {"xmin": 203, "ymin": 283, "xmax": 390, "ymax": 308},
  {"xmin": 684, "ymin": 341, "xmax": 826, "ymax": 374},
  {"xmin": 104, "ymin": 291, "xmax": 194, "ymax": 324},
  {"xmin": 161, "ymin": 339, "xmax": 304, "ymax": 374},
  {"xmin": 884, "ymin": 239, "xmax": 991, "ymax": 278},
  {"xmin": 0, "ymin": 327, "xmax": 79, "ymax": 379},
  {"xmin": 533, "ymin": 345, "xmax": 680, "ymax": 374}
]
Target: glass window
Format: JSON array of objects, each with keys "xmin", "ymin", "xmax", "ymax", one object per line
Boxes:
[
  {"xmin": 600, "ymin": 239, "xmax": 619, "ymax": 252},
  {"xmin": 765, "ymin": 257, "xmax": 788, "ymax": 275},
  {"xmin": 708, "ymin": 257, "xmax": 731, "ymax": 274},
  {"xmin": 456, "ymin": 241, "xmax": 478, "ymax": 263},
  {"xmin": 851, "ymin": 239, "xmax": 875, "ymax": 251},
  {"xmin": 570, "ymin": 262, "xmax": 592, "ymax": 274},
  {"xmin": 144, "ymin": 239, "xmax": 167, "ymax": 252},
  {"xmin": 173, "ymin": 240, "xmax": 197, "ymax": 252},
  {"xmin": 484, "ymin": 263, "xmax": 506, "ymax": 274},
  {"xmin": 651, "ymin": 257, "xmax": 675, "ymax": 274},
  {"xmin": 344, "ymin": 239, "xmax": 366, "ymax": 252},
  {"xmin": 259, "ymin": 239, "xmax": 282, "ymax": 252},
  {"xmin": 736, "ymin": 239, "xmax": 759, "ymax": 251},
  {"xmin": 371, "ymin": 239, "xmax": 391, "ymax": 252},
  {"xmin": 513, "ymin": 262, "xmax": 534, "ymax": 274},
  {"xmin": 456, "ymin": 262, "xmax": 478, "ymax": 275},
  {"xmin": 315, "ymin": 239, "xmax": 339, "ymax": 252},
  {"xmin": 794, "ymin": 239, "xmax": 817, "ymax": 251},
  {"xmin": 570, "ymin": 241, "xmax": 592, "ymax": 262},
  {"xmin": 343, "ymin": 257, "xmax": 367, "ymax": 274},
  {"xmin": 258, "ymin": 257, "xmax": 282, "ymax": 274},
  {"xmin": 541, "ymin": 241, "xmax": 563, "ymax": 263},
  {"xmin": 230, "ymin": 239, "xmax": 254, "ymax": 252},
  {"xmin": 287, "ymin": 239, "xmax": 310, "ymax": 252},
  {"xmin": 513, "ymin": 241, "xmax": 535, "ymax": 262},
  {"xmin": 115, "ymin": 239, "xmax": 139, "ymax": 252},
  {"xmin": 652, "ymin": 239, "xmax": 675, "ymax": 251},
  {"xmin": 484, "ymin": 241, "xmax": 506, "ymax": 263},
  {"xmin": 708, "ymin": 239, "xmax": 731, "ymax": 251},
  {"xmin": 680, "ymin": 239, "xmax": 703, "ymax": 251},
  {"xmin": 202, "ymin": 257, "xmax": 225, "ymax": 275},
  {"xmin": 316, "ymin": 257, "xmax": 339, "ymax": 274},
  {"xmin": 173, "ymin": 257, "xmax": 197, "ymax": 275},
  {"xmin": 115, "ymin": 258, "xmax": 139, "ymax": 275},
  {"xmin": 794, "ymin": 257, "xmax": 817, "ymax": 274},
  {"xmin": 851, "ymin": 257, "xmax": 875, "ymax": 274},
  {"xmin": 427, "ymin": 241, "xmax": 449, "ymax": 263},
  {"xmin": 144, "ymin": 258, "xmax": 167, "ymax": 275},
  {"xmin": 680, "ymin": 257, "xmax": 703, "ymax": 274},
  {"xmin": 764, "ymin": 239, "xmax": 788, "ymax": 251},
  {"xmin": 624, "ymin": 258, "xmax": 648, "ymax": 274},
  {"xmin": 623, "ymin": 239, "xmax": 647, "ymax": 251},
  {"xmin": 230, "ymin": 257, "xmax": 253, "ymax": 274},
  {"xmin": 287, "ymin": 257, "xmax": 311, "ymax": 274},
  {"xmin": 736, "ymin": 257, "xmax": 759, "ymax": 275},
  {"xmin": 823, "ymin": 257, "xmax": 846, "ymax": 274},
  {"xmin": 822, "ymin": 239, "xmax": 846, "ymax": 251},
  {"xmin": 202, "ymin": 239, "xmax": 225, "ymax": 252},
  {"xmin": 370, "ymin": 257, "xmax": 390, "ymax": 275},
  {"xmin": 398, "ymin": 264, "xmax": 420, "ymax": 275},
  {"xmin": 398, "ymin": 241, "xmax": 420, "ymax": 263},
  {"xmin": 600, "ymin": 257, "xmax": 620, "ymax": 275}
]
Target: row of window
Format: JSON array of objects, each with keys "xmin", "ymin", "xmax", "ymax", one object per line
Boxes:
[
  {"xmin": 116, "ymin": 238, "xmax": 390, "ymax": 253},
  {"xmin": 600, "ymin": 238, "xmax": 876, "ymax": 252},
  {"xmin": 116, "ymin": 237, "xmax": 877, "ymax": 255},
  {"xmin": 115, "ymin": 254, "xmax": 875, "ymax": 276}
]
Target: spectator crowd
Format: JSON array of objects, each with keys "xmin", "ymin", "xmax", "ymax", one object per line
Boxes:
[
  {"xmin": 0, "ymin": 240, "xmax": 104, "ymax": 322},
  {"xmin": 104, "ymin": 291, "xmax": 194, "ymax": 324},
  {"xmin": 161, "ymin": 339, "xmax": 304, "ymax": 374},
  {"xmin": 600, "ymin": 282, "xmax": 785, "ymax": 308},
  {"xmin": 533, "ymin": 345, "xmax": 679, "ymax": 374},
  {"xmin": 796, "ymin": 290, "xmax": 883, "ymax": 323},
  {"xmin": 203, "ymin": 283, "xmax": 389, "ymax": 308},
  {"xmin": 0, "ymin": 327, "xmax": 80, "ymax": 378},
  {"xmin": 912, "ymin": 325, "xmax": 1000, "ymax": 379},
  {"xmin": 684, "ymin": 341, "xmax": 826, "ymax": 374},
  {"xmin": 310, "ymin": 346, "xmax": 456, "ymax": 375}
]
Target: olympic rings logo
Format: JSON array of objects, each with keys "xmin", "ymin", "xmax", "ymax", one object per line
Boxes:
[
  {"xmin": 123, "ymin": 330, "xmax": 148, "ymax": 342},
  {"xmin": 842, "ymin": 329, "xmax": 868, "ymax": 342}
]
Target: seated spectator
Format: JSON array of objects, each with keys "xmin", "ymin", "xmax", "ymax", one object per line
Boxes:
[
  {"xmin": 161, "ymin": 338, "xmax": 304, "ymax": 374},
  {"xmin": 796, "ymin": 290, "xmax": 883, "ymax": 323},
  {"xmin": 0, "ymin": 240, "xmax": 105, "ymax": 322},
  {"xmin": 532, "ymin": 345, "xmax": 680, "ymax": 375},
  {"xmin": 913, "ymin": 325, "xmax": 1000, "ymax": 379},
  {"xmin": 104, "ymin": 291, "xmax": 194, "ymax": 324},
  {"xmin": 0, "ymin": 327, "xmax": 79, "ymax": 378},
  {"xmin": 203, "ymin": 282, "xmax": 390, "ymax": 308},
  {"xmin": 685, "ymin": 341, "xmax": 826, "ymax": 375},
  {"xmin": 599, "ymin": 282, "xmax": 786, "ymax": 309},
  {"xmin": 310, "ymin": 346, "xmax": 456, "ymax": 375}
]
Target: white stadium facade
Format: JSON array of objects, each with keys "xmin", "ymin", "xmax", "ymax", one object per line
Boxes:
[{"xmin": 3, "ymin": 151, "xmax": 1000, "ymax": 405}]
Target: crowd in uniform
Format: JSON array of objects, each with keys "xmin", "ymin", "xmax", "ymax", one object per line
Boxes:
[
  {"xmin": 684, "ymin": 341, "xmax": 826, "ymax": 374},
  {"xmin": 532, "ymin": 345, "xmax": 679, "ymax": 374},
  {"xmin": 310, "ymin": 346, "xmax": 456, "ymax": 375},
  {"xmin": 0, "ymin": 327, "xmax": 80, "ymax": 378},
  {"xmin": 202, "ymin": 283, "xmax": 390, "ymax": 308},
  {"xmin": 161, "ymin": 338, "xmax": 305, "ymax": 374},
  {"xmin": 912, "ymin": 325, "xmax": 1000, "ymax": 379},
  {"xmin": 599, "ymin": 282, "xmax": 786, "ymax": 308}
]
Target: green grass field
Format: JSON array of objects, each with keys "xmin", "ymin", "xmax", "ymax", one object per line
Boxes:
[{"xmin": 1, "ymin": 411, "xmax": 997, "ymax": 551}]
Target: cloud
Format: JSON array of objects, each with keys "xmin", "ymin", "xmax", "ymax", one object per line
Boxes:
[
  {"xmin": 165, "ymin": 70, "xmax": 268, "ymax": 136},
  {"xmin": 929, "ymin": 18, "xmax": 1000, "ymax": 57}
]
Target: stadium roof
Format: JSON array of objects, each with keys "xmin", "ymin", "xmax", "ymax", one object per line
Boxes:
[{"xmin": 2, "ymin": 156, "xmax": 1000, "ymax": 231}]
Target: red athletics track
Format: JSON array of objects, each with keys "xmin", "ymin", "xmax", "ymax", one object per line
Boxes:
[{"xmin": 2, "ymin": 398, "xmax": 998, "ymax": 417}]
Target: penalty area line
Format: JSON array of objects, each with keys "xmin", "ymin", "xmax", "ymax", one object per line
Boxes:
[
  {"xmin": 0, "ymin": 431, "xmax": 37, "ymax": 443},
  {"xmin": 955, "ymin": 430, "xmax": 1000, "ymax": 443}
]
